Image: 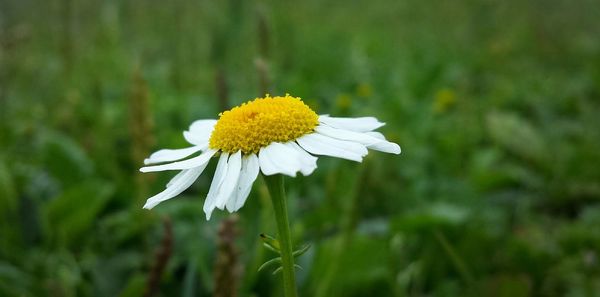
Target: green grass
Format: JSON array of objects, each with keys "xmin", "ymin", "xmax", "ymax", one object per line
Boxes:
[{"xmin": 1, "ymin": 0, "xmax": 600, "ymax": 296}]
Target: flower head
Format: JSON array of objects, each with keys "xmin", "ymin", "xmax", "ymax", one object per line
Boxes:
[
  {"xmin": 209, "ymin": 95, "xmax": 318, "ymax": 154},
  {"xmin": 140, "ymin": 94, "xmax": 400, "ymax": 219}
]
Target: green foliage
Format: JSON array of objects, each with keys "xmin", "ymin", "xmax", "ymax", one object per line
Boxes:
[
  {"xmin": 43, "ymin": 180, "xmax": 114, "ymax": 247},
  {"xmin": 1, "ymin": 0, "xmax": 600, "ymax": 296}
]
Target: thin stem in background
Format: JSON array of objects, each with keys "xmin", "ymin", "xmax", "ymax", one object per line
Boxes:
[
  {"xmin": 433, "ymin": 229, "xmax": 475, "ymax": 286},
  {"xmin": 128, "ymin": 64, "xmax": 155, "ymax": 204},
  {"xmin": 213, "ymin": 215, "xmax": 242, "ymax": 297},
  {"xmin": 143, "ymin": 217, "xmax": 173, "ymax": 297},
  {"xmin": 263, "ymin": 174, "xmax": 298, "ymax": 297}
]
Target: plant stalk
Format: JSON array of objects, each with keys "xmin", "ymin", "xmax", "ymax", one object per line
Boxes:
[{"xmin": 263, "ymin": 174, "xmax": 298, "ymax": 297}]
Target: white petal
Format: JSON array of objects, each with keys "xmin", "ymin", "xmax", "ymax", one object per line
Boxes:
[
  {"xmin": 319, "ymin": 115, "xmax": 385, "ymax": 132},
  {"xmin": 227, "ymin": 154, "xmax": 260, "ymax": 212},
  {"xmin": 143, "ymin": 166, "xmax": 206, "ymax": 209},
  {"xmin": 296, "ymin": 133, "xmax": 368, "ymax": 162},
  {"xmin": 315, "ymin": 125, "xmax": 381, "ymax": 145},
  {"xmin": 259, "ymin": 142, "xmax": 303, "ymax": 177},
  {"xmin": 284, "ymin": 142, "xmax": 317, "ymax": 176},
  {"xmin": 189, "ymin": 119, "xmax": 217, "ymax": 133},
  {"xmin": 140, "ymin": 149, "xmax": 217, "ymax": 172},
  {"xmin": 365, "ymin": 131, "xmax": 385, "ymax": 140},
  {"xmin": 166, "ymin": 170, "xmax": 187, "ymax": 188},
  {"xmin": 315, "ymin": 125, "xmax": 400, "ymax": 154},
  {"xmin": 367, "ymin": 141, "xmax": 401, "ymax": 154},
  {"xmin": 203, "ymin": 152, "xmax": 229, "ymax": 220},
  {"xmin": 183, "ymin": 131, "xmax": 208, "ymax": 147},
  {"xmin": 215, "ymin": 151, "xmax": 242, "ymax": 210},
  {"xmin": 184, "ymin": 120, "xmax": 217, "ymax": 146},
  {"xmin": 144, "ymin": 146, "xmax": 204, "ymax": 165}
]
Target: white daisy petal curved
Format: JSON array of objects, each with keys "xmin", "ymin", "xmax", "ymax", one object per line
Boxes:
[
  {"xmin": 183, "ymin": 131, "xmax": 208, "ymax": 147},
  {"xmin": 367, "ymin": 141, "xmax": 401, "ymax": 154},
  {"xmin": 315, "ymin": 125, "xmax": 401, "ymax": 154},
  {"xmin": 365, "ymin": 131, "xmax": 385, "ymax": 140},
  {"xmin": 140, "ymin": 149, "xmax": 217, "ymax": 172},
  {"xmin": 227, "ymin": 154, "xmax": 260, "ymax": 212},
  {"xmin": 143, "ymin": 165, "xmax": 206, "ymax": 209},
  {"xmin": 318, "ymin": 115, "xmax": 385, "ymax": 132},
  {"xmin": 166, "ymin": 169, "xmax": 187, "ymax": 188},
  {"xmin": 189, "ymin": 119, "xmax": 217, "ymax": 133},
  {"xmin": 203, "ymin": 152, "xmax": 229, "ymax": 220},
  {"xmin": 184, "ymin": 120, "xmax": 217, "ymax": 146},
  {"xmin": 284, "ymin": 141, "xmax": 317, "ymax": 176},
  {"xmin": 259, "ymin": 142, "xmax": 303, "ymax": 177},
  {"xmin": 144, "ymin": 146, "xmax": 204, "ymax": 165},
  {"xmin": 215, "ymin": 151, "xmax": 242, "ymax": 210},
  {"xmin": 296, "ymin": 133, "xmax": 368, "ymax": 162},
  {"xmin": 315, "ymin": 125, "xmax": 381, "ymax": 145}
]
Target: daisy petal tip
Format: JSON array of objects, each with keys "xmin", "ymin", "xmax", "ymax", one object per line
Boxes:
[
  {"xmin": 139, "ymin": 166, "xmax": 156, "ymax": 173},
  {"xmin": 300, "ymin": 165, "xmax": 317, "ymax": 176},
  {"xmin": 394, "ymin": 145, "xmax": 402, "ymax": 154},
  {"xmin": 142, "ymin": 201, "xmax": 155, "ymax": 210}
]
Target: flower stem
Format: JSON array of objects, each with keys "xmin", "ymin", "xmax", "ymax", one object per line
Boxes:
[{"xmin": 263, "ymin": 174, "xmax": 298, "ymax": 297}]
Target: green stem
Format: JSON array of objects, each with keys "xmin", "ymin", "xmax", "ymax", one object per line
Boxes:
[
  {"xmin": 433, "ymin": 229, "xmax": 475, "ymax": 285},
  {"xmin": 264, "ymin": 174, "xmax": 298, "ymax": 297}
]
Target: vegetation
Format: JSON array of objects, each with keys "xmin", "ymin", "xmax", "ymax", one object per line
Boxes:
[{"xmin": 1, "ymin": 0, "xmax": 600, "ymax": 296}]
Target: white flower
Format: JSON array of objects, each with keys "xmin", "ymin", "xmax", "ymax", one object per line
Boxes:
[{"xmin": 140, "ymin": 95, "xmax": 400, "ymax": 220}]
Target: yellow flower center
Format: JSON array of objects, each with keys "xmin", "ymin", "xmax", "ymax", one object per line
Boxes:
[{"xmin": 209, "ymin": 94, "xmax": 319, "ymax": 154}]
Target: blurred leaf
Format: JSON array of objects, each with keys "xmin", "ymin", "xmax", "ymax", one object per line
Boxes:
[
  {"xmin": 392, "ymin": 203, "xmax": 470, "ymax": 232},
  {"xmin": 486, "ymin": 111, "xmax": 548, "ymax": 165},
  {"xmin": 182, "ymin": 260, "xmax": 197, "ymax": 297},
  {"xmin": 0, "ymin": 160, "xmax": 17, "ymax": 212},
  {"xmin": 0, "ymin": 160, "xmax": 20, "ymax": 256},
  {"xmin": 42, "ymin": 132, "xmax": 93, "ymax": 187},
  {"xmin": 310, "ymin": 235, "xmax": 391, "ymax": 296},
  {"xmin": 481, "ymin": 274, "xmax": 531, "ymax": 297},
  {"xmin": 90, "ymin": 251, "xmax": 145, "ymax": 297},
  {"xmin": 44, "ymin": 180, "xmax": 114, "ymax": 247},
  {"xmin": 97, "ymin": 210, "xmax": 154, "ymax": 248},
  {"xmin": 0, "ymin": 262, "xmax": 32, "ymax": 296},
  {"xmin": 118, "ymin": 273, "xmax": 146, "ymax": 297}
]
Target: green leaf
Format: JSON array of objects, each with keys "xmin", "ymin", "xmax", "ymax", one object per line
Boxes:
[
  {"xmin": 293, "ymin": 244, "xmax": 311, "ymax": 258},
  {"xmin": 257, "ymin": 257, "xmax": 282, "ymax": 272},
  {"xmin": 42, "ymin": 132, "xmax": 93, "ymax": 187},
  {"xmin": 259, "ymin": 233, "xmax": 281, "ymax": 252},
  {"xmin": 0, "ymin": 262, "xmax": 32, "ymax": 296},
  {"xmin": 117, "ymin": 273, "xmax": 146, "ymax": 297},
  {"xmin": 486, "ymin": 111, "xmax": 548, "ymax": 165},
  {"xmin": 44, "ymin": 180, "xmax": 114, "ymax": 247},
  {"xmin": 0, "ymin": 160, "xmax": 16, "ymax": 213},
  {"xmin": 392, "ymin": 202, "xmax": 470, "ymax": 232},
  {"xmin": 272, "ymin": 264, "xmax": 303, "ymax": 275}
]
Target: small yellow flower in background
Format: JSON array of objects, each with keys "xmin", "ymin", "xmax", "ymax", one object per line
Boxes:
[
  {"xmin": 433, "ymin": 88, "xmax": 457, "ymax": 114},
  {"xmin": 335, "ymin": 93, "xmax": 352, "ymax": 110},
  {"xmin": 356, "ymin": 83, "xmax": 372, "ymax": 98},
  {"xmin": 140, "ymin": 94, "xmax": 400, "ymax": 219}
]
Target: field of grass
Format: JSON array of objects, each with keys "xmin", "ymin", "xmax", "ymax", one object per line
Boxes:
[{"xmin": 1, "ymin": 0, "xmax": 600, "ymax": 296}]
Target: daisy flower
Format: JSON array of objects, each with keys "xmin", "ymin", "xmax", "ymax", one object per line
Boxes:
[{"xmin": 140, "ymin": 94, "xmax": 400, "ymax": 219}]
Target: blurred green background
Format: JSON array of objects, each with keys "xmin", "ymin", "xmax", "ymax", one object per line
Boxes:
[{"xmin": 2, "ymin": 0, "xmax": 600, "ymax": 296}]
